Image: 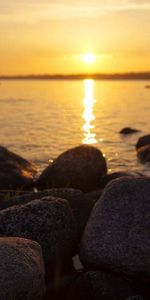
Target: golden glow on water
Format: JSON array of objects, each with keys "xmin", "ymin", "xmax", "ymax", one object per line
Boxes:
[{"xmin": 82, "ymin": 79, "xmax": 97, "ymax": 144}]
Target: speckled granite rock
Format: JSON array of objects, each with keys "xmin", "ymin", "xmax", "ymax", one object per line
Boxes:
[
  {"xmin": 65, "ymin": 271, "xmax": 136, "ymax": 300},
  {"xmin": 0, "ymin": 188, "xmax": 97, "ymax": 239},
  {"xmin": 80, "ymin": 177, "xmax": 150, "ymax": 282},
  {"xmin": 136, "ymin": 135, "xmax": 150, "ymax": 149},
  {"xmin": 36, "ymin": 145, "xmax": 107, "ymax": 192},
  {"xmin": 0, "ymin": 146, "xmax": 37, "ymax": 190},
  {"xmin": 0, "ymin": 197, "xmax": 77, "ymax": 279},
  {"xmin": 0, "ymin": 237, "xmax": 45, "ymax": 300}
]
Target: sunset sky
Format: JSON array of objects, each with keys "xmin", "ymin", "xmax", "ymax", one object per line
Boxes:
[{"xmin": 0, "ymin": 0, "xmax": 150, "ymax": 75}]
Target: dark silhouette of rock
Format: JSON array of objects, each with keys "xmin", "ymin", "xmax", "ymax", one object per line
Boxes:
[
  {"xmin": 136, "ymin": 135, "xmax": 150, "ymax": 149},
  {"xmin": 137, "ymin": 145, "xmax": 150, "ymax": 163},
  {"xmin": 36, "ymin": 145, "xmax": 107, "ymax": 192},
  {"xmin": 80, "ymin": 177, "xmax": 150, "ymax": 283},
  {"xmin": 0, "ymin": 146, "xmax": 37, "ymax": 190},
  {"xmin": 0, "ymin": 197, "xmax": 77, "ymax": 280},
  {"xmin": 125, "ymin": 297, "xmax": 143, "ymax": 300},
  {"xmin": 120, "ymin": 127, "xmax": 140, "ymax": 134},
  {"xmin": 65, "ymin": 271, "xmax": 136, "ymax": 300},
  {"xmin": 101, "ymin": 172, "xmax": 142, "ymax": 187},
  {"xmin": 0, "ymin": 237, "xmax": 45, "ymax": 299}
]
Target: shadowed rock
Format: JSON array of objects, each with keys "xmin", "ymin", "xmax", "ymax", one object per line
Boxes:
[
  {"xmin": 0, "ymin": 197, "xmax": 77, "ymax": 280},
  {"xmin": 0, "ymin": 188, "xmax": 97, "ymax": 240},
  {"xmin": 125, "ymin": 297, "xmax": 144, "ymax": 300},
  {"xmin": 120, "ymin": 127, "xmax": 140, "ymax": 135},
  {"xmin": 0, "ymin": 146, "xmax": 37, "ymax": 190},
  {"xmin": 36, "ymin": 145, "xmax": 107, "ymax": 192},
  {"xmin": 136, "ymin": 135, "xmax": 150, "ymax": 149},
  {"xmin": 137, "ymin": 145, "xmax": 150, "ymax": 163},
  {"xmin": 80, "ymin": 177, "xmax": 150, "ymax": 283},
  {"xmin": 101, "ymin": 172, "xmax": 142, "ymax": 188},
  {"xmin": 65, "ymin": 271, "xmax": 136, "ymax": 300},
  {"xmin": 0, "ymin": 237, "xmax": 45, "ymax": 299}
]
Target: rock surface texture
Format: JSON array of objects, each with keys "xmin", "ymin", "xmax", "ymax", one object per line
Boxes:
[
  {"xmin": 0, "ymin": 237, "xmax": 45, "ymax": 300},
  {"xmin": 0, "ymin": 197, "xmax": 77, "ymax": 279},
  {"xmin": 80, "ymin": 177, "xmax": 150, "ymax": 283}
]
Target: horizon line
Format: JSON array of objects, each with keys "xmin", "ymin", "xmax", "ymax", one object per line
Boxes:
[{"xmin": 0, "ymin": 71, "xmax": 150, "ymax": 80}]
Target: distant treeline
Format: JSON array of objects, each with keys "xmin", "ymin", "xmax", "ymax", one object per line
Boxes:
[{"xmin": 0, "ymin": 72, "xmax": 150, "ymax": 80}]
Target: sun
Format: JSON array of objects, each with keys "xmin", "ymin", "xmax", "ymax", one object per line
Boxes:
[{"xmin": 83, "ymin": 53, "xmax": 96, "ymax": 64}]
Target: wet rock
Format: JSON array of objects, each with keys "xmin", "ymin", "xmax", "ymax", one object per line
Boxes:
[
  {"xmin": 0, "ymin": 188, "xmax": 95, "ymax": 239},
  {"xmin": 136, "ymin": 135, "xmax": 150, "ymax": 149},
  {"xmin": 137, "ymin": 145, "xmax": 150, "ymax": 163},
  {"xmin": 0, "ymin": 197, "xmax": 77, "ymax": 280},
  {"xmin": 120, "ymin": 127, "xmax": 140, "ymax": 134},
  {"xmin": 0, "ymin": 237, "xmax": 45, "ymax": 299},
  {"xmin": 36, "ymin": 145, "xmax": 107, "ymax": 192},
  {"xmin": 0, "ymin": 146, "xmax": 37, "ymax": 190},
  {"xmin": 65, "ymin": 271, "xmax": 136, "ymax": 300},
  {"xmin": 80, "ymin": 177, "xmax": 150, "ymax": 282}
]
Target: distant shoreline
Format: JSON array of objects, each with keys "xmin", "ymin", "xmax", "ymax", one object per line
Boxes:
[{"xmin": 0, "ymin": 72, "xmax": 150, "ymax": 81}]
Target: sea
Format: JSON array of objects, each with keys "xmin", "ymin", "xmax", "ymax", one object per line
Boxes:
[{"xmin": 0, "ymin": 79, "xmax": 150, "ymax": 176}]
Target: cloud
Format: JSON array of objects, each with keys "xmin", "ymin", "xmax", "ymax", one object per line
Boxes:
[{"xmin": 0, "ymin": 0, "xmax": 150, "ymax": 24}]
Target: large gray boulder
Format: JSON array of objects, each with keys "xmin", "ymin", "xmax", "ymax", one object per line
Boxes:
[
  {"xmin": 80, "ymin": 177, "xmax": 150, "ymax": 282},
  {"xmin": 0, "ymin": 197, "xmax": 77, "ymax": 279},
  {"xmin": 36, "ymin": 145, "xmax": 107, "ymax": 192},
  {"xmin": 65, "ymin": 271, "xmax": 136, "ymax": 300},
  {"xmin": 0, "ymin": 146, "xmax": 37, "ymax": 190},
  {"xmin": 0, "ymin": 237, "xmax": 45, "ymax": 300}
]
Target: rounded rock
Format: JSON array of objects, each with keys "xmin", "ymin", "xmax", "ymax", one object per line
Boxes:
[
  {"xmin": 136, "ymin": 135, "xmax": 150, "ymax": 149},
  {"xmin": 80, "ymin": 177, "xmax": 150, "ymax": 282},
  {"xmin": 36, "ymin": 145, "xmax": 107, "ymax": 192},
  {"xmin": 0, "ymin": 237, "xmax": 45, "ymax": 299}
]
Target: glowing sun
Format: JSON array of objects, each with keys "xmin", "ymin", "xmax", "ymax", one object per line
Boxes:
[{"xmin": 83, "ymin": 53, "xmax": 96, "ymax": 64}]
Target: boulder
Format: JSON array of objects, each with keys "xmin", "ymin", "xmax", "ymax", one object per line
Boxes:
[
  {"xmin": 80, "ymin": 177, "xmax": 150, "ymax": 282},
  {"xmin": 0, "ymin": 188, "xmax": 95, "ymax": 239},
  {"xmin": 0, "ymin": 237, "xmax": 45, "ymax": 299},
  {"xmin": 65, "ymin": 271, "xmax": 136, "ymax": 300},
  {"xmin": 136, "ymin": 135, "xmax": 150, "ymax": 149},
  {"xmin": 0, "ymin": 197, "xmax": 77, "ymax": 279},
  {"xmin": 0, "ymin": 146, "xmax": 37, "ymax": 190},
  {"xmin": 36, "ymin": 145, "xmax": 107, "ymax": 192},
  {"xmin": 137, "ymin": 145, "xmax": 150, "ymax": 163},
  {"xmin": 120, "ymin": 127, "xmax": 140, "ymax": 135}
]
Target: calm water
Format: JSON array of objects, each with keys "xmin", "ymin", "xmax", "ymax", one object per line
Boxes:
[{"xmin": 0, "ymin": 79, "xmax": 150, "ymax": 176}]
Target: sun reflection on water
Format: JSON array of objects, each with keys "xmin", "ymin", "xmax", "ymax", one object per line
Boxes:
[{"xmin": 82, "ymin": 79, "xmax": 97, "ymax": 144}]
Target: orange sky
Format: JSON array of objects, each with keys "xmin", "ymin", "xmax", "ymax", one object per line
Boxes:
[{"xmin": 0, "ymin": 0, "xmax": 150, "ymax": 75}]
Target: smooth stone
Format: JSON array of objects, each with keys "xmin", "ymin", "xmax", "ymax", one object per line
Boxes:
[
  {"xmin": 0, "ymin": 146, "xmax": 37, "ymax": 190},
  {"xmin": 120, "ymin": 127, "xmax": 140, "ymax": 134},
  {"xmin": 0, "ymin": 197, "xmax": 77, "ymax": 280},
  {"xmin": 136, "ymin": 135, "xmax": 150, "ymax": 149},
  {"xmin": 80, "ymin": 177, "xmax": 150, "ymax": 282},
  {"xmin": 65, "ymin": 271, "xmax": 136, "ymax": 300},
  {"xmin": 137, "ymin": 145, "xmax": 150, "ymax": 163},
  {"xmin": 0, "ymin": 237, "xmax": 45, "ymax": 299},
  {"xmin": 36, "ymin": 145, "xmax": 107, "ymax": 192}
]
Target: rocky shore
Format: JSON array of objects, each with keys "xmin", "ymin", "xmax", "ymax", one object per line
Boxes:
[{"xmin": 0, "ymin": 131, "xmax": 150, "ymax": 300}]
